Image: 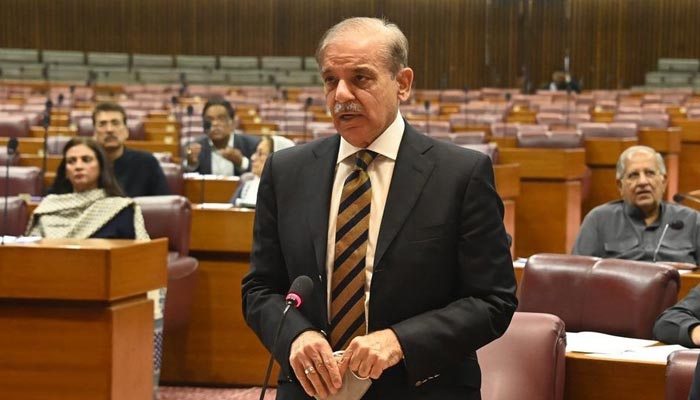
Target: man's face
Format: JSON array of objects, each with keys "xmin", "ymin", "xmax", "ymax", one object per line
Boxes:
[
  {"xmin": 320, "ymin": 37, "xmax": 413, "ymax": 148},
  {"xmin": 203, "ymin": 105, "xmax": 234, "ymax": 142},
  {"xmin": 617, "ymin": 151, "xmax": 667, "ymax": 216},
  {"xmin": 94, "ymin": 111, "xmax": 128, "ymax": 151},
  {"xmin": 251, "ymin": 139, "xmax": 272, "ymax": 177}
]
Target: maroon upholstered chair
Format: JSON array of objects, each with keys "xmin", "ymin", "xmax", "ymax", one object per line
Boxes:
[
  {"xmin": 460, "ymin": 142, "xmax": 499, "ymax": 164},
  {"xmin": 134, "ymin": 195, "xmax": 199, "ymax": 333},
  {"xmin": 0, "ymin": 196, "xmax": 29, "ymax": 236},
  {"xmin": 518, "ymin": 253, "xmax": 680, "ymax": 339},
  {"xmin": 478, "ymin": 312, "xmax": 566, "ymax": 400},
  {"xmin": 0, "ymin": 147, "xmax": 20, "ymax": 166},
  {"xmin": 158, "ymin": 162, "xmax": 184, "ymax": 195},
  {"xmin": 0, "ymin": 115, "xmax": 30, "ymax": 137},
  {"xmin": 666, "ymin": 349, "xmax": 700, "ymax": 400},
  {"xmin": 46, "ymin": 136, "xmax": 73, "ymax": 155},
  {"xmin": 0, "ymin": 166, "xmax": 42, "ymax": 196}
]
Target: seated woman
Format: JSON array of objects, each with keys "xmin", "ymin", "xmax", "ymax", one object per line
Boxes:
[
  {"xmin": 25, "ymin": 137, "xmax": 163, "ymax": 398},
  {"xmin": 230, "ymin": 135, "xmax": 295, "ymax": 208},
  {"xmin": 27, "ymin": 137, "xmax": 148, "ymax": 238}
]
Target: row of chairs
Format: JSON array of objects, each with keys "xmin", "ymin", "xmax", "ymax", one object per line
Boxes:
[
  {"xmin": 0, "ymin": 49, "xmax": 318, "ymax": 71},
  {"xmin": 478, "ymin": 253, "xmax": 691, "ymax": 399}
]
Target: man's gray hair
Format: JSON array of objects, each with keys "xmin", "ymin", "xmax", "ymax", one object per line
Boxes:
[
  {"xmin": 315, "ymin": 17, "xmax": 409, "ymax": 77},
  {"xmin": 615, "ymin": 145, "xmax": 666, "ymax": 179}
]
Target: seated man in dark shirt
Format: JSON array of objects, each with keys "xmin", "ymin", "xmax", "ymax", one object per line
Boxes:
[
  {"xmin": 91, "ymin": 102, "xmax": 170, "ymax": 197},
  {"xmin": 573, "ymin": 145, "xmax": 700, "ymax": 264}
]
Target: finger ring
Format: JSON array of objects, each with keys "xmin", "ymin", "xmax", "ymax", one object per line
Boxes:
[{"xmin": 304, "ymin": 366, "xmax": 316, "ymax": 375}]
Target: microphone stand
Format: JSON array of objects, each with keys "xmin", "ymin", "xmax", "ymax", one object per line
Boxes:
[
  {"xmin": 424, "ymin": 100, "xmax": 430, "ymax": 136},
  {"xmin": 303, "ymin": 97, "xmax": 312, "ymax": 143},
  {"xmin": 281, "ymin": 89, "xmax": 288, "ymax": 137},
  {"xmin": 41, "ymin": 101, "xmax": 52, "ymax": 194},
  {"xmin": 259, "ymin": 302, "xmax": 294, "ymax": 400}
]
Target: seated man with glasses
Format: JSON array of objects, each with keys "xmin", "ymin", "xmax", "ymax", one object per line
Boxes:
[
  {"xmin": 573, "ymin": 145, "xmax": 700, "ymax": 264},
  {"xmin": 183, "ymin": 98, "xmax": 260, "ymax": 176}
]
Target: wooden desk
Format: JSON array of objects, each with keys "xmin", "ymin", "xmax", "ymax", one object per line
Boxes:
[
  {"xmin": 19, "ymin": 154, "xmax": 61, "ymax": 171},
  {"xmin": 672, "ymin": 118, "xmax": 700, "ymax": 194},
  {"xmin": 565, "ymin": 352, "xmax": 665, "ymax": 400},
  {"xmin": 183, "ymin": 176, "xmax": 240, "ymax": 204},
  {"xmin": 499, "ymin": 148, "xmax": 587, "ymax": 257},
  {"xmin": 0, "ymin": 238, "xmax": 167, "ymax": 400},
  {"xmin": 494, "ymin": 163, "xmax": 520, "ymax": 257},
  {"xmin": 161, "ymin": 207, "xmax": 271, "ymax": 386}
]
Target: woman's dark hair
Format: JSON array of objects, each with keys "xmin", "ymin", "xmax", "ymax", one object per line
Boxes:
[{"xmin": 52, "ymin": 137, "xmax": 125, "ymax": 197}]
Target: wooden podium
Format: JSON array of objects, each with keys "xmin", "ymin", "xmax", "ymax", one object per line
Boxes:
[{"xmin": 0, "ymin": 238, "xmax": 167, "ymax": 400}]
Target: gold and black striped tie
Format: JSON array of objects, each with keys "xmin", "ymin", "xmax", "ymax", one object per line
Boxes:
[{"xmin": 330, "ymin": 149, "xmax": 378, "ymax": 350}]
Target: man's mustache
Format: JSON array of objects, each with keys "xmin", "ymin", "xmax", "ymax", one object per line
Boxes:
[{"xmin": 333, "ymin": 102, "xmax": 364, "ymax": 114}]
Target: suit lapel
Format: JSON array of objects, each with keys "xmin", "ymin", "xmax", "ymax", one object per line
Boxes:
[
  {"xmin": 302, "ymin": 136, "xmax": 340, "ymax": 275},
  {"xmin": 374, "ymin": 126, "xmax": 435, "ymax": 269}
]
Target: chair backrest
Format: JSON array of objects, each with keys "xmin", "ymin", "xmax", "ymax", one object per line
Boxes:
[
  {"xmin": 0, "ymin": 196, "xmax": 29, "ymax": 236},
  {"xmin": 0, "ymin": 148, "xmax": 20, "ymax": 166},
  {"xmin": 518, "ymin": 253, "xmax": 680, "ymax": 339},
  {"xmin": 478, "ymin": 312, "xmax": 566, "ymax": 400},
  {"xmin": 0, "ymin": 115, "xmax": 30, "ymax": 137},
  {"xmin": 159, "ymin": 162, "xmax": 184, "ymax": 195},
  {"xmin": 134, "ymin": 195, "xmax": 191, "ymax": 257},
  {"xmin": 0, "ymin": 166, "xmax": 42, "ymax": 196},
  {"xmin": 517, "ymin": 130, "xmax": 583, "ymax": 148},
  {"xmin": 666, "ymin": 349, "xmax": 700, "ymax": 400}
]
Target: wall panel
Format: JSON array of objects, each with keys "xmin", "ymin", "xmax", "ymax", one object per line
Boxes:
[{"xmin": 1, "ymin": 0, "xmax": 699, "ymax": 89}]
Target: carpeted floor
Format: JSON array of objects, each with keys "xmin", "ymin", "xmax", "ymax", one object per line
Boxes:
[{"xmin": 159, "ymin": 386, "xmax": 277, "ymax": 400}]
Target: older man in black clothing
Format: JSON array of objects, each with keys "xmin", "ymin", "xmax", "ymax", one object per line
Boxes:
[{"xmin": 90, "ymin": 102, "xmax": 170, "ymax": 197}]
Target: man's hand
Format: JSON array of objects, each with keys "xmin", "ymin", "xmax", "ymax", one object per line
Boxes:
[
  {"xmin": 692, "ymin": 325, "xmax": 700, "ymax": 346},
  {"xmin": 290, "ymin": 331, "xmax": 342, "ymax": 399},
  {"xmin": 185, "ymin": 143, "xmax": 202, "ymax": 166},
  {"xmin": 219, "ymin": 147, "xmax": 244, "ymax": 167},
  {"xmin": 339, "ymin": 329, "xmax": 403, "ymax": 380}
]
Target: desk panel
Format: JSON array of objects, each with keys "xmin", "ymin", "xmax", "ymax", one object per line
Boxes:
[{"xmin": 184, "ymin": 177, "xmax": 240, "ymax": 204}]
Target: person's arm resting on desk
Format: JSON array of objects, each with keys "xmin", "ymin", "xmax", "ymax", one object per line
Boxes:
[{"xmin": 654, "ymin": 286, "xmax": 700, "ymax": 347}]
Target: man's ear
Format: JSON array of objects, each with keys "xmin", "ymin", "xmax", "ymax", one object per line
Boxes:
[
  {"xmin": 617, "ymin": 179, "xmax": 623, "ymax": 196},
  {"xmin": 396, "ymin": 67, "xmax": 414, "ymax": 102}
]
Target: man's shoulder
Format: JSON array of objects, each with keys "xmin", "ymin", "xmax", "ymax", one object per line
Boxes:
[
  {"xmin": 666, "ymin": 202, "xmax": 700, "ymax": 218},
  {"xmin": 586, "ymin": 200, "xmax": 625, "ymax": 219},
  {"xmin": 122, "ymin": 147, "xmax": 160, "ymax": 164}
]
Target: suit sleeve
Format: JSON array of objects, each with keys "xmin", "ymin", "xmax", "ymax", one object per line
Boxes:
[
  {"xmin": 149, "ymin": 157, "xmax": 171, "ymax": 196},
  {"xmin": 391, "ymin": 154, "xmax": 518, "ymax": 382},
  {"xmin": 241, "ymin": 153, "xmax": 316, "ymax": 380},
  {"xmin": 653, "ymin": 285, "xmax": 700, "ymax": 347}
]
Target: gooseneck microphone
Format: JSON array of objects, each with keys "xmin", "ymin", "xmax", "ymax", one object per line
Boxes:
[
  {"xmin": 2, "ymin": 137, "xmax": 19, "ymax": 245},
  {"xmin": 198, "ymin": 119, "xmax": 212, "ymax": 204},
  {"xmin": 41, "ymin": 100, "xmax": 53, "ymax": 194},
  {"xmin": 259, "ymin": 276, "xmax": 314, "ymax": 400},
  {"xmin": 303, "ymin": 97, "xmax": 312, "ymax": 143},
  {"xmin": 674, "ymin": 193, "xmax": 700, "ymax": 205},
  {"xmin": 653, "ymin": 220, "xmax": 685, "ymax": 262},
  {"xmin": 424, "ymin": 100, "xmax": 431, "ymax": 136}
]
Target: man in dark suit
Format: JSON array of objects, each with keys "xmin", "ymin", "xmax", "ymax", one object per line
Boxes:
[
  {"xmin": 242, "ymin": 17, "xmax": 517, "ymax": 400},
  {"xmin": 183, "ymin": 98, "xmax": 260, "ymax": 176}
]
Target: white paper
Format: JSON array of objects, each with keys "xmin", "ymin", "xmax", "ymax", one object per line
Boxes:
[
  {"xmin": 566, "ymin": 331, "xmax": 658, "ymax": 354},
  {"xmin": 585, "ymin": 344, "xmax": 688, "ymax": 363},
  {"xmin": 197, "ymin": 203, "xmax": 234, "ymax": 210},
  {"xmin": 1, "ymin": 235, "xmax": 42, "ymax": 244}
]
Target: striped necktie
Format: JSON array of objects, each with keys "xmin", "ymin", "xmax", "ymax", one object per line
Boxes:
[{"xmin": 330, "ymin": 149, "xmax": 378, "ymax": 350}]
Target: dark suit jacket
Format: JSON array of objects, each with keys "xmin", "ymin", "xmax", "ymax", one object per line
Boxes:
[
  {"xmin": 654, "ymin": 285, "xmax": 700, "ymax": 348},
  {"xmin": 186, "ymin": 132, "xmax": 260, "ymax": 175},
  {"xmin": 242, "ymin": 124, "xmax": 518, "ymax": 399}
]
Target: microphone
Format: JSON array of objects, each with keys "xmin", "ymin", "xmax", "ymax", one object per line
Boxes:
[
  {"xmin": 259, "ymin": 276, "xmax": 314, "ymax": 400},
  {"xmin": 653, "ymin": 220, "xmax": 685, "ymax": 262},
  {"xmin": 199, "ymin": 119, "xmax": 212, "ymax": 204},
  {"xmin": 303, "ymin": 97, "xmax": 312, "ymax": 143},
  {"xmin": 2, "ymin": 137, "xmax": 19, "ymax": 245},
  {"xmin": 674, "ymin": 193, "xmax": 700, "ymax": 205},
  {"xmin": 424, "ymin": 100, "xmax": 430, "ymax": 136},
  {"xmin": 41, "ymin": 101, "xmax": 52, "ymax": 194},
  {"xmin": 281, "ymin": 89, "xmax": 288, "ymax": 136}
]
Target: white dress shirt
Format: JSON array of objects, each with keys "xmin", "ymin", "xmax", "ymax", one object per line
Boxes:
[
  {"xmin": 325, "ymin": 112, "xmax": 405, "ymax": 323},
  {"xmin": 210, "ymin": 132, "xmax": 250, "ymax": 175}
]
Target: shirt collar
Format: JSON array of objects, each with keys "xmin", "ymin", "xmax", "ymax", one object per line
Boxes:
[
  {"xmin": 624, "ymin": 201, "xmax": 665, "ymax": 228},
  {"xmin": 336, "ymin": 111, "xmax": 404, "ymax": 164}
]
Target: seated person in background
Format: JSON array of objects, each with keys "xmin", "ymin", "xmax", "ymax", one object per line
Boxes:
[
  {"xmin": 183, "ymin": 98, "xmax": 261, "ymax": 176},
  {"xmin": 573, "ymin": 145, "xmax": 700, "ymax": 264},
  {"xmin": 26, "ymin": 137, "xmax": 164, "ymax": 398},
  {"xmin": 28, "ymin": 137, "xmax": 149, "ymax": 238},
  {"xmin": 547, "ymin": 70, "xmax": 581, "ymax": 94},
  {"xmin": 230, "ymin": 135, "xmax": 295, "ymax": 208},
  {"xmin": 653, "ymin": 287, "xmax": 700, "ymax": 399},
  {"xmin": 91, "ymin": 101, "xmax": 170, "ymax": 197}
]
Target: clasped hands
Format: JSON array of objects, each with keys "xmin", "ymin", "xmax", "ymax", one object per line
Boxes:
[{"xmin": 289, "ymin": 329, "xmax": 403, "ymax": 399}]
